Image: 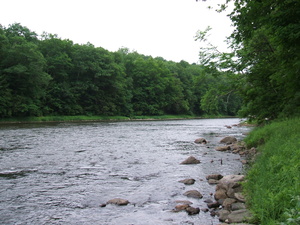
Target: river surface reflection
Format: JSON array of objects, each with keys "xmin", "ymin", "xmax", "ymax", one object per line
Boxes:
[{"xmin": 0, "ymin": 118, "xmax": 251, "ymax": 225}]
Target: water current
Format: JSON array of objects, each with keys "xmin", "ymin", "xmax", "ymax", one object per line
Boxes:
[{"xmin": 0, "ymin": 118, "xmax": 252, "ymax": 225}]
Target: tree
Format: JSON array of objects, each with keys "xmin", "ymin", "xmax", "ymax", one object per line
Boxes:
[
  {"xmin": 0, "ymin": 24, "xmax": 51, "ymax": 117},
  {"xmin": 227, "ymin": 0, "xmax": 300, "ymax": 121}
]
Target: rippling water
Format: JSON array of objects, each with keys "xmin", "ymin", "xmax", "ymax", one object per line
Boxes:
[{"xmin": 0, "ymin": 118, "xmax": 251, "ymax": 225}]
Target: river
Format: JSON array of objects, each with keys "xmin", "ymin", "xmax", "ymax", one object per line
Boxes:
[{"xmin": 0, "ymin": 118, "xmax": 251, "ymax": 225}]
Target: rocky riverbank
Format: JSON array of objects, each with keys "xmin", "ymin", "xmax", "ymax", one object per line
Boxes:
[{"xmin": 101, "ymin": 123, "xmax": 256, "ymax": 224}]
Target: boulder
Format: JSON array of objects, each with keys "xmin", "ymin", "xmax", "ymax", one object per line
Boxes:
[
  {"xmin": 207, "ymin": 201, "xmax": 220, "ymax": 209},
  {"xmin": 234, "ymin": 192, "xmax": 246, "ymax": 203},
  {"xmin": 180, "ymin": 156, "xmax": 200, "ymax": 164},
  {"xmin": 227, "ymin": 209, "xmax": 253, "ymax": 223},
  {"xmin": 185, "ymin": 206, "xmax": 200, "ymax": 215},
  {"xmin": 107, "ymin": 198, "xmax": 129, "ymax": 206},
  {"xmin": 174, "ymin": 204, "xmax": 190, "ymax": 212},
  {"xmin": 214, "ymin": 189, "xmax": 227, "ymax": 200},
  {"xmin": 216, "ymin": 175, "xmax": 244, "ymax": 199},
  {"xmin": 232, "ymin": 202, "xmax": 247, "ymax": 211},
  {"xmin": 218, "ymin": 209, "xmax": 230, "ymax": 222},
  {"xmin": 183, "ymin": 190, "xmax": 203, "ymax": 199},
  {"xmin": 222, "ymin": 198, "xmax": 237, "ymax": 210},
  {"xmin": 179, "ymin": 178, "xmax": 195, "ymax": 185},
  {"xmin": 215, "ymin": 146, "xmax": 231, "ymax": 151},
  {"xmin": 217, "ymin": 175, "xmax": 244, "ymax": 190},
  {"xmin": 206, "ymin": 174, "xmax": 223, "ymax": 180},
  {"xmin": 220, "ymin": 136, "xmax": 237, "ymax": 144},
  {"xmin": 208, "ymin": 179, "xmax": 220, "ymax": 184},
  {"xmin": 194, "ymin": 138, "xmax": 207, "ymax": 144}
]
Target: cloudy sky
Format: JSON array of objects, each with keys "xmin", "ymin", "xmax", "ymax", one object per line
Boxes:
[{"xmin": 1, "ymin": 0, "xmax": 232, "ymax": 63}]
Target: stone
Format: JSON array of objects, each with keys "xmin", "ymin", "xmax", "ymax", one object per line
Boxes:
[
  {"xmin": 232, "ymin": 202, "xmax": 247, "ymax": 211},
  {"xmin": 227, "ymin": 209, "xmax": 253, "ymax": 223},
  {"xmin": 183, "ymin": 190, "xmax": 203, "ymax": 199},
  {"xmin": 179, "ymin": 178, "xmax": 195, "ymax": 185},
  {"xmin": 214, "ymin": 189, "xmax": 227, "ymax": 200},
  {"xmin": 241, "ymin": 159, "xmax": 248, "ymax": 164},
  {"xmin": 208, "ymin": 179, "xmax": 220, "ymax": 184},
  {"xmin": 217, "ymin": 175, "xmax": 245, "ymax": 190},
  {"xmin": 194, "ymin": 138, "xmax": 207, "ymax": 144},
  {"xmin": 215, "ymin": 146, "xmax": 231, "ymax": 151},
  {"xmin": 222, "ymin": 198, "xmax": 237, "ymax": 210},
  {"xmin": 206, "ymin": 174, "xmax": 223, "ymax": 180},
  {"xmin": 107, "ymin": 198, "xmax": 129, "ymax": 206},
  {"xmin": 216, "ymin": 175, "xmax": 244, "ymax": 200},
  {"xmin": 180, "ymin": 156, "xmax": 200, "ymax": 164},
  {"xmin": 220, "ymin": 136, "xmax": 237, "ymax": 144},
  {"xmin": 227, "ymin": 183, "xmax": 243, "ymax": 198},
  {"xmin": 175, "ymin": 200, "xmax": 193, "ymax": 205},
  {"xmin": 185, "ymin": 206, "xmax": 200, "ymax": 215},
  {"xmin": 234, "ymin": 192, "xmax": 246, "ymax": 203},
  {"xmin": 218, "ymin": 209, "xmax": 230, "ymax": 222},
  {"xmin": 174, "ymin": 204, "xmax": 190, "ymax": 212},
  {"xmin": 207, "ymin": 201, "xmax": 220, "ymax": 209}
]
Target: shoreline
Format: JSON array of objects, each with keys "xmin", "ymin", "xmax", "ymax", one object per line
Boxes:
[{"xmin": 0, "ymin": 115, "xmax": 239, "ymax": 125}]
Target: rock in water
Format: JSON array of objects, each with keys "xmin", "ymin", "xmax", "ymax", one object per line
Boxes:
[
  {"xmin": 185, "ymin": 206, "xmax": 200, "ymax": 215},
  {"xmin": 215, "ymin": 146, "xmax": 231, "ymax": 151},
  {"xmin": 178, "ymin": 178, "xmax": 196, "ymax": 185},
  {"xmin": 107, "ymin": 198, "xmax": 129, "ymax": 206},
  {"xmin": 183, "ymin": 190, "xmax": 203, "ymax": 199},
  {"xmin": 180, "ymin": 156, "xmax": 200, "ymax": 164},
  {"xmin": 206, "ymin": 174, "xmax": 223, "ymax": 180},
  {"xmin": 194, "ymin": 138, "xmax": 207, "ymax": 144}
]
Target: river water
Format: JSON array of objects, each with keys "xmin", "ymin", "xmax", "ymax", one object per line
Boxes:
[{"xmin": 0, "ymin": 118, "xmax": 251, "ymax": 225}]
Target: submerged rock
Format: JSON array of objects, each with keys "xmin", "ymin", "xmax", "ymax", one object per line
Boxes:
[
  {"xmin": 180, "ymin": 156, "xmax": 200, "ymax": 164},
  {"xmin": 107, "ymin": 198, "xmax": 129, "ymax": 206},
  {"xmin": 179, "ymin": 178, "xmax": 196, "ymax": 185}
]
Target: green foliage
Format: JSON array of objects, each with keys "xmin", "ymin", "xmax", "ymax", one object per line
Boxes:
[
  {"xmin": 243, "ymin": 118, "xmax": 300, "ymax": 224},
  {"xmin": 227, "ymin": 0, "xmax": 300, "ymax": 121},
  {"xmin": 0, "ymin": 23, "xmax": 242, "ymax": 118}
]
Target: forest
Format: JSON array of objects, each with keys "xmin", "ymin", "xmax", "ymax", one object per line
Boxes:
[
  {"xmin": 0, "ymin": 0, "xmax": 299, "ymax": 123},
  {"xmin": 0, "ymin": 23, "xmax": 241, "ymax": 119}
]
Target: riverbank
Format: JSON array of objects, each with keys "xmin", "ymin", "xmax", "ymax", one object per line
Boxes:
[
  {"xmin": 0, "ymin": 114, "xmax": 235, "ymax": 124},
  {"xmin": 242, "ymin": 117, "xmax": 300, "ymax": 224}
]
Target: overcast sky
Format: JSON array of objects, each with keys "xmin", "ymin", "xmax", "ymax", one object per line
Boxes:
[{"xmin": 1, "ymin": 0, "xmax": 232, "ymax": 64}]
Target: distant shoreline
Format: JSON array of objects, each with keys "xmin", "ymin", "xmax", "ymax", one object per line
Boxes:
[{"xmin": 0, "ymin": 115, "xmax": 238, "ymax": 125}]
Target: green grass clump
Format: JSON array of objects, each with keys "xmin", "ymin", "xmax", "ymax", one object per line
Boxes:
[{"xmin": 243, "ymin": 118, "xmax": 300, "ymax": 224}]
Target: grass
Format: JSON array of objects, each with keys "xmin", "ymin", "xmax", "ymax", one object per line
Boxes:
[{"xmin": 243, "ymin": 118, "xmax": 300, "ymax": 224}]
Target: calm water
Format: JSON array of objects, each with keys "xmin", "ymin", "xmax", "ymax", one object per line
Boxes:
[{"xmin": 0, "ymin": 118, "xmax": 251, "ymax": 225}]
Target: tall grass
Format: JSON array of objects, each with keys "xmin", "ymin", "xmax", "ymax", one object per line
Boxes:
[{"xmin": 243, "ymin": 118, "xmax": 300, "ymax": 224}]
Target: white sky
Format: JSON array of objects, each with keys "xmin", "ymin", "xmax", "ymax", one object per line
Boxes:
[{"xmin": 0, "ymin": 0, "xmax": 232, "ymax": 64}]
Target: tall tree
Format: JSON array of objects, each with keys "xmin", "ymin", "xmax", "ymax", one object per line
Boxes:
[
  {"xmin": 1, "ymin": 24, "xmax": 51, "ymax": 117},
  {"xmin": 227, "ymin": 0, "xmax": 300, "ymax": 121}
]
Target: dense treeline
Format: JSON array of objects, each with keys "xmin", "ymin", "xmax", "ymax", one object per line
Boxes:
[
  {"xmin": 0, "ymin": 23, "xmax": 241, "ymax": 118},
  {"xmin": 226, "ymin": 0, "xmax": 300, "ymax": 122}
]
